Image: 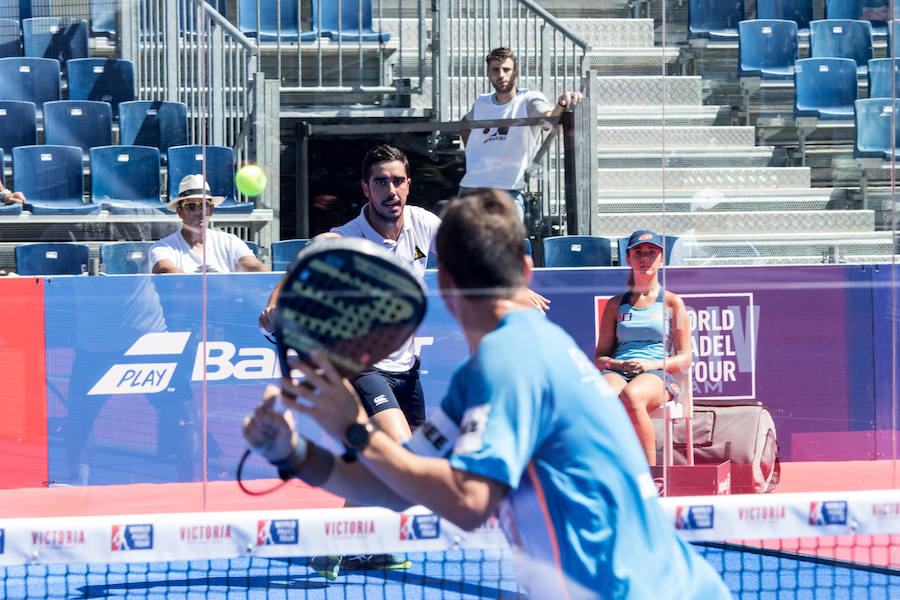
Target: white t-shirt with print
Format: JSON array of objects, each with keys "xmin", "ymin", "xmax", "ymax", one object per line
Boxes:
[{"xmin": 461, "ymin": 89, "xmax": 552, "ymax": 191}]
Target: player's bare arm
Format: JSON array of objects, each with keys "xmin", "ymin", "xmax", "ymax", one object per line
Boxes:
[{"xmin": 244, "ymin": 355, "xmax": 509, "ymax": 530}]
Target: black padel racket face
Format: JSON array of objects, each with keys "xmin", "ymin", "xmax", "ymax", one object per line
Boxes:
[{"xmin": 274, "ymin": 237, "xmax": 427, "ymax": 378}]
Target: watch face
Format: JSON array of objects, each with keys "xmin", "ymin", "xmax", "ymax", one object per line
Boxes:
[{"xmin": 345, "ymin": 423, "xmax": 370, "ymax": 449}]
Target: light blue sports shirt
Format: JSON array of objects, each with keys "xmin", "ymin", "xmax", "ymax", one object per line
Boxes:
[
  {"xmin": 407, "ymin": 309, "xmax": 730, "ymax": 599},
  {"xmin": 615, "ymin": 290, "xmax": 670, "ymax": 362}
]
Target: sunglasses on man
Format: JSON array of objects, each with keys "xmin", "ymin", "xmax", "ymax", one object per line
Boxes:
[{"xmin": 180, "ymin": 201, "xmax": 215, "ymax": 212}]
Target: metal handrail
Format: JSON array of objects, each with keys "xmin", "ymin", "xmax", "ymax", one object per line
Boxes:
[
  {"xmin": 194, "ymin": 0, "xmax": 259, "ymax": 53},
  {"xmin": 513, "ymin": 0, "xmax": 589, "ymax": 52}
]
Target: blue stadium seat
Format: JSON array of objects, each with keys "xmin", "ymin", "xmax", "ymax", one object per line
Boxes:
[
  {"xmin": 22, "ymin": 18, "xmax": 88, "ymax": 68},
  {"xmin": 0, "ymin": 17, "xmax": 21, "ymax": 57},
  {"xmin": 825, "ymin": 0, "xmax": 890, "ymax": 38},
  {"xmin": 43, "ymin": 100, "xmax": 112, "ymax": 161},
  {"xmin": 794, "ymin": 57, "xmax": 859, "ymax": 120},
  {"xmin": 238, "ymin": 0, "xmax": 315, "ymax": 40},
  {"xmin": 542, "ymin": 236, "xmax": 612, "ymax": 267},
  {"xmin": 245, "ymin": 240, "xmax": 260, "ymax": 258},
  {"xmin": 13, "ymin": 144, "xmax": 99, "ymax": 214},
  {"xmin": 100, "ymin": 241, "xmax": 153, "ymax": 274},
  {"xmin": 0, "ymin": 100, "xmax": 37, "ymax": 164},
  {"xmin": 90, "ymin": 0, "xmax": 116, "ymax": 38},
  {"xmin": 738, "ymin": 19, "xmax": 799, "ymax": 80},
  {"xmin": 119, "ymin": 100, "xmax": 188, "ymax": 162},
  {"xmin": 616, "ymin": 235, "xmax": 685, "ymax": 266},
  {"xmin": 794, "ymin": 57, "xmax": 858, "ymax": 164},
  {"xmin": 0, "ymin": 57, "xmax": 60, "ymax": 114},
  {"xmin": 15, "ymin": 242, "xmax": 90, "ymax": 275},
  {"xmin": 90, "ymin": 145, "xmax": 164, "ymax": 213},
  {"xmin": 318, "ymin": 0, "xmax": 390, "ymax": 42},
  {"xmin": 426, "ymin": 237, "xmax": 530, "ymax": 269},
  {"xmin": 0, "ymin": 147, "xmax": 22, "ymax": 214},
  {"xmin": 854, "ymin": 98, "xmax": 900, "ymax": 160},
  {"xmin": 757, "ymin": 0, "xmax": 814, "ymax": 36},
  {"xmin": 809, "ymin": 19, "xmax": 874, "ymax": 73},
  {"xmin": 167, "ymin": 144, "xmax": 254, "ymax": 213},
  {"xmin": 688, "ymin": 0, "xmax": 744, "ymax": 40},
  {"xmin": 867, "ymin": 58, "xmax": 900, "ymax": 98},
  {"xmin": 888, "ymin": 19, "xmax": 900, "ymax": 57},
  {"xmin": 271, "ymin": 238, "xmax": 309, "ymax": 271},
  {"xmin": 0, "ymin": 0, "xmax": 50, "ymax": 20},
  {"xmin": 66, "ymin": 58, "xmax": 135, "ymax": 117}
]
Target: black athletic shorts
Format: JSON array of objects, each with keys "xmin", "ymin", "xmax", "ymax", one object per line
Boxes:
[{"xmin": 351, "ymin": 358, "xmax": 426, "ymax": 428}]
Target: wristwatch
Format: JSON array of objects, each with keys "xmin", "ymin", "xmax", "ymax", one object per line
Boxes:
[{"xmin": 345, "ymin": 421, "xmax": 377, "ymax": 451}]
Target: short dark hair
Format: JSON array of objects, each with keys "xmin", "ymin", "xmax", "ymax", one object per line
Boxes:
[
  {"xmin": 485, "ymin": 47, "xmax": 517, "ymax": 69},
  {"xmin": 436, "ymin": 189, "xmax": 526, "ymax": 296},
  {"xmin": 361, "ymin": 144, "xmax": 410, "ymax": 181}
]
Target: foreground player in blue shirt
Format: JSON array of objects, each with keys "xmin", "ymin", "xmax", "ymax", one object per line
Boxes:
[{"xmin": 243, "ymin": 189, "xmax": 730, "ymax": 599}]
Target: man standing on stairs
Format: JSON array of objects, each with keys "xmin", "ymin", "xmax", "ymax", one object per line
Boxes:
[{"xmin": 459, "ymin": 46, "xmax": 583, "ymax": 222}]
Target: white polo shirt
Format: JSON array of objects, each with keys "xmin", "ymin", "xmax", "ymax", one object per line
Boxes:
[{"xmin": 331, "ymin": 204, "xmax": 441, "ymax": 372}]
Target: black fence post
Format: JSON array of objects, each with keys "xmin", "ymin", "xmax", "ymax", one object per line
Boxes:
[
  {"xmin": 295, "ymin": 121, "xmax": 310, "ymax": 239},
  {"xmin": 562, "ymin": 109, "xmax": 578, "ymax": 235}
]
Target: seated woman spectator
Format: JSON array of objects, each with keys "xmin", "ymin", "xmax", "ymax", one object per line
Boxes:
[{"xmin": 593, "ymin": 230, "xmax": 691, "ymax": 466}]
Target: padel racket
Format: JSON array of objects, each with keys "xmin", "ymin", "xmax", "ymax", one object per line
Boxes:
[
  {"xmin": 273, "ymin": 235, "xmax": 427, "ymax": 378},
  {"xmin": 239, "ymin": 236, "xmax": 427, "ymax": 494}
]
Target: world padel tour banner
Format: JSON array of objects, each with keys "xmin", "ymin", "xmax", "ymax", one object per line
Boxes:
[
  {"xmin": 593, "ymin": 292, "xmax": 758, "ymax": 400},
  {"xmin": 31, "ymin": 264, "xmax": 899, "ymax": 486}
]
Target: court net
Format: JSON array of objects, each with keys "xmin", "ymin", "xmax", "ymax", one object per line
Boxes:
[{"xmin": 2, "ymin": 490, "xmax": 900, "ymax": 599}]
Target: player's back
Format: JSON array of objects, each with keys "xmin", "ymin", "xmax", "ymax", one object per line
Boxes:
[{"xmin": 472, "ymin": 309, "xmax": 729, "ymax": 599}]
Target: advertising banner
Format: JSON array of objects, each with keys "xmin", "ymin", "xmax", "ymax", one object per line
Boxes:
[{"xmin": 38, "ymin": 264, "xmax": 895, "ymax": 486}]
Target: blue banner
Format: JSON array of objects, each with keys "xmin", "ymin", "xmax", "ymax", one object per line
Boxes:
[{"xmin": 41, "ymin": 265, "xmax": 898, "ymax": 485}]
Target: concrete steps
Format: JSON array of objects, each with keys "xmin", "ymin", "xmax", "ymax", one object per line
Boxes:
[
  {"xmin": 597, "ymin": 147, "xmax": 779, "ymax": 169},
  {"xmin": 596, "ymin": 166, "xmax": 811, "ymax": 190},
  {"xmin": 594, "ymin": 188, "xmax": 847, "ymax": 213},
  {"xmin": 592, "ymin": 210, "xmax": 874, "ymax": 236},
  {"xmin": 596, "ymin": 106, "xmax": 732, "ymax": 126}
]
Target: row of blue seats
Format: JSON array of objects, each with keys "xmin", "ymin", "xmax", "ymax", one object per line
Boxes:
[
  {"xmin": 0, "ymin": 57, "xmax": 134, "ymax": 116},
  {"xmin": 13, "ymin": 235, "xmax": 686, "ymax": 276},
  {"xmin": 690, "ymin": 0, "xmax": 897, "ymax": 39},
  {"xmin": 0, "ymin": 0, "xmax": 229, "ymax": 39},
  {"xmin": 0, "ymin": 18, "xmax": 91, "ymax": 64},
  {"xmin": 740, "ymin": 19, "xmax": 900, "ymax": 86},
  {"xmin": 0, "ymin": 144, "xmax": 254, "ymax": 215},
  {"xmin": 1, "ymin": 0, "xmax": 389, "ymax": 43},
  {"xmin": 0, "ymin": 99, "xmax": 188, "ymax": 163},
  {"xmin": 236, "ymin": 0, "xmax": 389, "ymax": 42},
  {"xmin": 13, "ymin": 240, "xmax": 259, "ymax": 275},
  {"xmin": 738, "ymin": 18, "xmax": 899, "ymax": 82}
]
